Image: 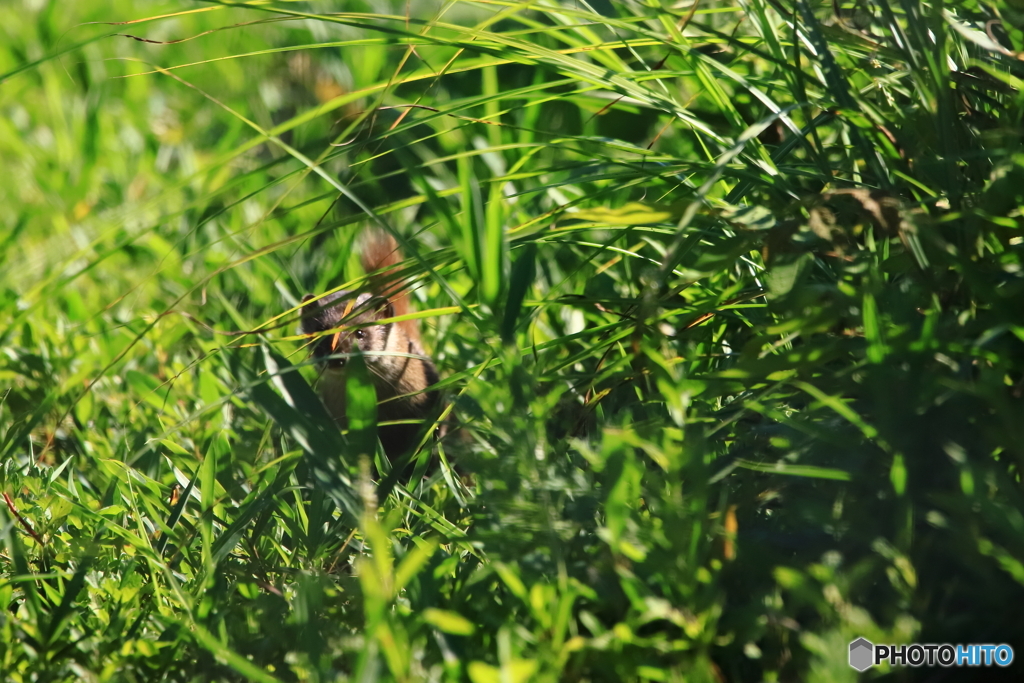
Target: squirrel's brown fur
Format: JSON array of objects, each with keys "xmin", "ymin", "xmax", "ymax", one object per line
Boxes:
[{"xmin": 300, "ymin": 231, "xmax": 440, "ymax": 458}]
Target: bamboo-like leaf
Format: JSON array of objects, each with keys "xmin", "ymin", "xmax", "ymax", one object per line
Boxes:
[{"xmin": 345, "ymin": 350, "xmax": 378, "ymax": 460}]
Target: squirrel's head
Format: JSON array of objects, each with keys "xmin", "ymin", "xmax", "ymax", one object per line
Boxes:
[{"xmin": 300, "ymin": 290, "xmax": 396, "ymax": 369}]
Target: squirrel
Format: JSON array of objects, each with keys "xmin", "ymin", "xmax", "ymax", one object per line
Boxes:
[{"xmin": 300, "ymin": 231, "xmax": 441, "ymax": 459}]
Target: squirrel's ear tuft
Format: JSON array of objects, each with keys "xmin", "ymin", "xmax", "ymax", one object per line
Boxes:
[
  {"xmin": 299, "ymin": 294, "xmax": 319, "ymax": 335},
  {"xmin": 373, "ymin": 297, "xmax": 395, "ymax": 321}
]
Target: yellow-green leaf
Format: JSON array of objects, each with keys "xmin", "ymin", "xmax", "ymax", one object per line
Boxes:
[{"xmin": 422, "ymin": 608, "xmax": 476, "ymax": 635}]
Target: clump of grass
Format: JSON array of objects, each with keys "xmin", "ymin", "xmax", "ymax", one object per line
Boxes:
[{"xmin": 2, "ymin": 0, "xmax": 1024, "ymax": 681}]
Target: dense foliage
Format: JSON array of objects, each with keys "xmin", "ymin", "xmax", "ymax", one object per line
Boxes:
[{"xmin": 2, "ymin": 0, "xmax": 1024, "ymax": 680}]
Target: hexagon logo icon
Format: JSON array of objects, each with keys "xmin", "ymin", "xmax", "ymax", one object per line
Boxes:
[{"xmin": 849, "ymin": 637, "xmax": 874, "ymax": 672}]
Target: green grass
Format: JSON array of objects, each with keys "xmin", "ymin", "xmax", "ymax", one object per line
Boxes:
[{"xmin": 3, "ymin": 0, "xmax": 1024, "ymax": 681}]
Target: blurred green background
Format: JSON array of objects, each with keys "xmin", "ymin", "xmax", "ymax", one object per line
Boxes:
[{"xmin": 3, "ymin": 0, "xmax": 1024, "ymax": 681}]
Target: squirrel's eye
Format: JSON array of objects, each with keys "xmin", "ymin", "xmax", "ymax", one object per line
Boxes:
[{"xmin": 355, "ymin": 329, "xmax": 365, "ymax": 340}]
